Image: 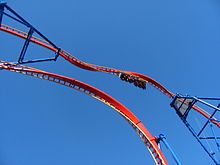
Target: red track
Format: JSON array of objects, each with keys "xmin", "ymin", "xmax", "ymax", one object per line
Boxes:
[
  {"xmin": 0, "ymin": 61, "xmax": 168, "ymax": 165},
  {"xmin": 1, "ymin": 24, "xmax": 218, "ymax": 127},
  {"xmin": 1, "ymin": 23, "xmax": 220, "ymax": 165}
]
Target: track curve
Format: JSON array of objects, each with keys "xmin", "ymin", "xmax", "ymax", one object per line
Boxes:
[
  {"xmin": 0, "ymin": 61, "xmax": 168, "ymax": 165},
  {"xmin": 0, "ymin": 25, "xmax": 173, "ymax": 97},
  {"xmin": 1, "ymin": 24, "xmax": 219, "ymax": 127}
]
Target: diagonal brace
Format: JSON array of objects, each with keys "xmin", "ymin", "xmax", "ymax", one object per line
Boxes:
[{"xmin": 18, "ymin": 28, "xmax": 34, "ymax": 63}]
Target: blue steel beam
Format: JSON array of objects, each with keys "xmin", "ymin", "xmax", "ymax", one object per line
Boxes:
[
  {"xmin": 182, "ymin": 119, "xmax": 220, "ymax": 165},
  {"xmin": 171, "ymin": 95, "xmax": 220, "ymax": 165},
  {"xmin": 18, "ymin": 28, "xmax": 34, "ymax": 63},
  {"xmin": 197, "ymin": 109, "xmax": 218, "ymax": 137},
  {"xmin": 0, "ymin": 2, "xmax": 6, "ymax": 26},
  {"xmin": 210, "ymin": 123, "xmax": 220, "ymax": 153},
  {"xmin": 4, "ymin": 4, "xmax": 59, "ymax": 49},
  {"xmin": 2, "ymin": 3, "xmax": 61, "ymax": 63},
  {"xmin": 158, "ymin": 134, "xmax": 182, "ymax": 165}
]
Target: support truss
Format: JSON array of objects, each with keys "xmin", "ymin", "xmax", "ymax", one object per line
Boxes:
[{"xmin": 171, "ymin": 95, "xmax": 220, "ymax": 165}]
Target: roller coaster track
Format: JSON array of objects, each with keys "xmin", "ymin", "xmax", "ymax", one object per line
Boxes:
[
  {"xmin": 0, "ymin": 61, "xmax": 168, "ymax": 165},
  {"xmin": 0, "ymin": 24, "xmax": 219, "ymax": 128},
  {"xmin": 0, "ymin": 24, "xmax": 173, "ymax": 97},
  {"xmin": 1, "ymin": 3, "xmax": 220, "ymax": 164}
]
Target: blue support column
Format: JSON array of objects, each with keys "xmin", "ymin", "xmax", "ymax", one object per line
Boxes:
[
  {"xmin": 158, "ymin": 134, "xmax": 182, "ymax": 165},
  {"xmin": 171, "ymin": 95, "xmax": 220, "ymax": 165}
]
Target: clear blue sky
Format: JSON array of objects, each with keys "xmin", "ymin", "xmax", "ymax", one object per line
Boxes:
[{"xmin": 1, "ymin": 0, "xmax": 220, "ymax": 164}]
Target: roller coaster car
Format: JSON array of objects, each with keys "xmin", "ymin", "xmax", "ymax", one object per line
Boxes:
[
  {"xmin": 119, "ymin": 73, "xmax": 131, "ymax": 82},
  {"xmin": 119, "ymin": 73, "xmax": 146, "ymax": 90},
  {"xmin": 140, "ymin": 81, "xmax": 147, "ymax": 89},
  {"xmin": 134, "ymin": 80, "xmax": 146, "ymax": 89}
]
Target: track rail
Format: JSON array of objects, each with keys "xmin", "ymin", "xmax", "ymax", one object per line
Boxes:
[
  {"xmin": 0, "ymin": 61, "xmax": 168, "ymax": 165},
  {"xmin": 0, "ymin": 24, "xmax": 173, "ymax": 97},
  {"xmin": 1, "ymin": 24, "xmax": 219, "ymax": 127}
]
